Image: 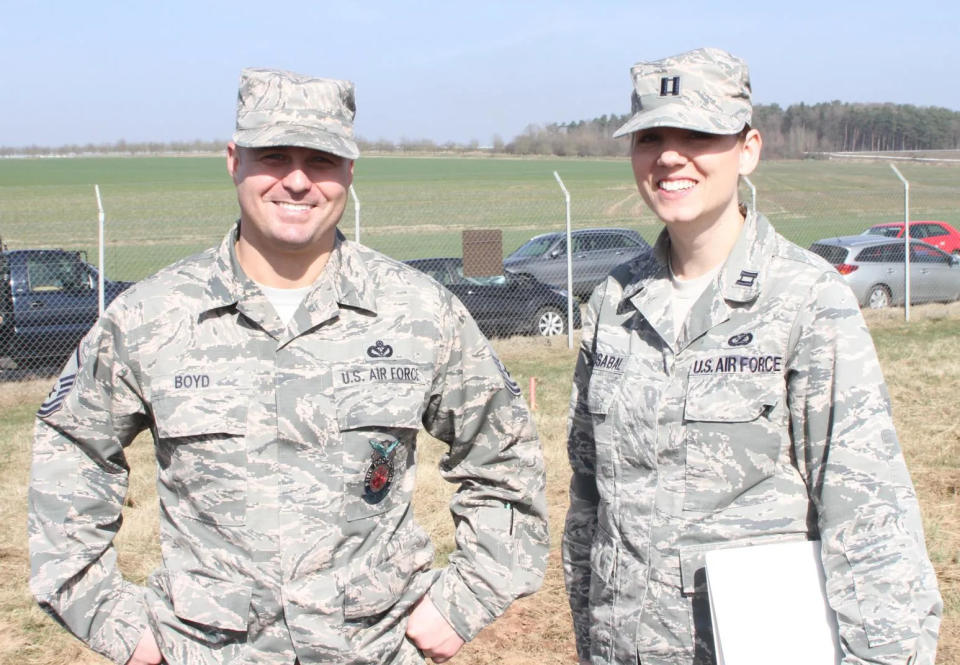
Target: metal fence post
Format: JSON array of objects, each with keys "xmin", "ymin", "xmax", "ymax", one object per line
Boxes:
[
  {"xmin": 742, "ymin": 176, "xmax": 757, "ymax": 211},
  {"xmin": 350, "ymin": 185, "xmax": 361, "ymax": 243},
  {"xmin": 889, "ymin": 165, "xmax": 910, "ymax": 322},
  {"xmin": 553, "ymin": 171, "xmax": 574, "ymax": 350},
  {"xmin": 95, "ymin": 185, "xmax": 105, "ymax": 314}
]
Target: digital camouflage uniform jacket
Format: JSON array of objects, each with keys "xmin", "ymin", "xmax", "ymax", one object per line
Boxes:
[
  {"xmin": 563, "ymin": 211, "xmax": 941, "ymax": 665},
  {"xmin": 29, "ymin": 224, "xmax": 548, "ymax": 665}
]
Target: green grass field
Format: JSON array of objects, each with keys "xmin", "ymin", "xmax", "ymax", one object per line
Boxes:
[
  {"xmin": 1, "ymin": 155, "xmax": 958, "ymax": 281},
  {"xmin": 0, "ymin": 306, "xmax": 957, "ymax": 665},
  {"xmin": 0, "ymin": 155, "xmax": 957, "ymax": 662}
]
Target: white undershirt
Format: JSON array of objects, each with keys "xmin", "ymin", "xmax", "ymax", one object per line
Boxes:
[
  {"xmin": 256, "ymin": 282, "xmax": 312, "ymax": 327},
  {"xmin": 669, "ymin": 262, "xmax": 721, "ymax": 339}
]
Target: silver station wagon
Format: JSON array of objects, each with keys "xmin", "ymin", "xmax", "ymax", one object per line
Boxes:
[{"xmin": 809, "ymin": 235, "xmax": 960, "ymax": 308}]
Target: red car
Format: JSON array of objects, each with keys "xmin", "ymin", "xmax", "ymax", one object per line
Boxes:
[{"xmin": 863, "ymin": 221, "xmax": 960, "ymax": 255}]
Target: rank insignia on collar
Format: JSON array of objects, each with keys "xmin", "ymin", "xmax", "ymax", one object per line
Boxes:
[
  {"xmin": 363, "ymin": 438, "xmax": 401, "ymax": 504},
  {"xmin": 735, "ymin": 270, "xmax": 759, "ymax": 287}
]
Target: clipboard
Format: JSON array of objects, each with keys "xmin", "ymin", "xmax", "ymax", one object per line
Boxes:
[{"xmin": 705, "ymin": 539, "xmax": 841, "ymax": 665}]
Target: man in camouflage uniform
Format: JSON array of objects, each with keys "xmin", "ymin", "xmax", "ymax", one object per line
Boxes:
[
  {"xmin": 563, "ymin": 48, "xmax": 941, "ymax": 664},
  {"xmin": 29, "ymin": 68, "xmax": 548, "ymax": 665}
]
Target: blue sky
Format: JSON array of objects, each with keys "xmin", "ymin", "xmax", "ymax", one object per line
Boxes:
[{"xmin": 2, "ymin": 1, "xmax": 957, "ymax": 148}]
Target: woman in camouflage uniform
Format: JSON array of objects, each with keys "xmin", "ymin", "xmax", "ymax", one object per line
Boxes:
[{"xmin": 562, "ymin": 47, "xmax": 941, "ymax": 665}]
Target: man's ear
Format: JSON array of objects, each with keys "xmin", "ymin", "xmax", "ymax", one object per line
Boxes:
[
  {"xmin": 226, "ymin": 142, "xmax": 240, "ymax": 184},
  {"xmin": 738, "ymin": 129, "xmax": 762, "ymax": 176}
]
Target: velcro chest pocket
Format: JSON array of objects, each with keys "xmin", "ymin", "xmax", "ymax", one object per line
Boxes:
[
  {"xmin": 682, "ymin": 375, "xmax": 783, "ymax": 513},
  {"xmin": 337, "ymin": 388, "xmax": 424, "ymax": 523},
  {"xmin": 152, "ymin": 391, "xmax": 249, "ymax": 526}
]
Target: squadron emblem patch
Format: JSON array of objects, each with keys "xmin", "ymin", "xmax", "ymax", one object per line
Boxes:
[{"xmin": 363, "ymin": 438, "xmax": 401, "ymax": 504}]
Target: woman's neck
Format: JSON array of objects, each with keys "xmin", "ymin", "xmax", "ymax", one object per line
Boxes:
[{"xmin": 667, "ymin": 205, "xmax": 745, "ymax": 280}]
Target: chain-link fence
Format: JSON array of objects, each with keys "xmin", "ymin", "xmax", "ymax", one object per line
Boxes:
[{"xmin": 0, "ymin": 156, "xmax": 957, "ymax": 374}]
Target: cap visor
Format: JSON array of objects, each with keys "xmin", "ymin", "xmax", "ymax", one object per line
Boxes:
[
  {"xmin": 613, "ymin": 105, "xmax": 745, "ymax": 138},
  {"xmin": 233, "ymin": 126, "xmax": 359, "ymax": 160}
]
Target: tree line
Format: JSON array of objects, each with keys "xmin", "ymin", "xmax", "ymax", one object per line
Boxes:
[
  {"xmin": 3, "ymin": 101, "xmax": 958, "ymax": 159},
  {"xmin": 505, "ymin": 102, "xmax": 960, "ymax": 158}
]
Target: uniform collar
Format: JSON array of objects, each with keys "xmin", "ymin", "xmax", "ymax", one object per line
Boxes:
[
  {"xmin": 204, "ymin": 223, "xmax": 378, "ymax": 340},
  {"xmin": 618, "ymin": 208, "xmax": 771, "ymax": 350}
]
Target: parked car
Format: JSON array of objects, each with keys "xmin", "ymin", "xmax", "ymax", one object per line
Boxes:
[
  {"xmin": 405, "ymin": 257, "xmax": 581, "ymax": 337},
  {"xmin": 862, "ymin": 221, "xmax": 960, "ymax": 255},
  {"xmin": 0, "ymin": 249, "xmax": 134, "ymax": 368},
  {"xmin": 502, "ymin": 228, "xmax": 651, "ymax": 298},
  {"xmin": 808, "ymin": 235, "xmax": 960, "ymax": 308}
]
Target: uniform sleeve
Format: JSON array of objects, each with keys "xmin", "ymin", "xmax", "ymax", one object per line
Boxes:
[
  {"xmin": 420, "ymin": 297, "xmax": 549, "ymax": 642},
  {"xmin": 562, "ymin": 285, "xmax": 603, "ymax": 662},
  {"xmin": 787, "ymin": 272, "xmax": 942, "ymax": 665},
  {"xmin": 28, "ymin": 310, "xmax": 151, "ymax": 665}
]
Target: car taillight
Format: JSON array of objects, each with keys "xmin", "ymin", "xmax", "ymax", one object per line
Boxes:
[{"xmin": 835, "ymin": 264, "xmax": 858, "ymax": 275}]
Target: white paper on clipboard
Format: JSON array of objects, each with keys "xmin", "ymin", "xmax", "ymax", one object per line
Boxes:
[{"xmin": 705, "ymin": 539, "xmax": 841, "ymax": 665}]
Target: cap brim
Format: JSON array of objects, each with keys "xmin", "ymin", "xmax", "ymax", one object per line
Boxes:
[
  {"xmin": 612, "ymin": 104, "xmax": 746, "ymax": 138},
  {"xmin": 233, "ymin": 125, "xmax": 359, "ymax": 160}
]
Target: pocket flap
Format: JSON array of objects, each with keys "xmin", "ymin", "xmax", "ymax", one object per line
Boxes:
[
  {"xmin": 842, "ymin": 522, "xmax": 922, "ymax": 647},
  {"xmin": 153, "ymin": 393, "xmax": 248, "ymax": 439},
  {"xmin": 169, "ymin": 571, "xmax": 252, "ymax": 631},
  {"xmin": 336, "ymin": 390, "xmax": 423, "ymax": 431},
  {"xmin": 684, "ymin": 375, "xmax": 779, "ymax": 423},
  {"xmin": 342, "ymin": 530, "xmax": 434, "ymax": 619}
]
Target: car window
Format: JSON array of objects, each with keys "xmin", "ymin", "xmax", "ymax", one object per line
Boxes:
[
  {"xmin": 911, "ymin": 243, "xmax": 950, "ymax": 265},
  {"xmin": 878, "ymin": 244, "xmax": 906, "ymax": 262},
  {"xmin": 866, "ymin": 226, "xmax": 900, "ymax": 238},
  {"xmin": 808, "ymin": 243, "xmax": 848, "ymax": 265},
  {"xmin": 510, "ymin": 236, "xmax": 557, "ymax": 258},
  {"xmin": 411, "ymin": 262, "xmax": 451, "ymax": 285},
  {"xmin": 454, "ymin": 265, "xmax": 506, "ymax": 286},
  {"xmin": 920, "ymin": 224, "xmax": 944, "ymax": 238},
  {"xmin": 597, "ymin": 233, "xmax": 631, "ymax": 250},
  {"xmin": 27, "ymin": 255, "xmax": 89, "ymax": 292},
  {"xmin": 855, "ymin": 246, "xmax": 885, "ymax": 263},
  {"xmin": 571, "ymin": 235, "xmax": 591, "ymax": 253}
]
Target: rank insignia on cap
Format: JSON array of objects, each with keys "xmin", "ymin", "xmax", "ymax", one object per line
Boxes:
[
  {"xmin": 660, "ymin": 76, "xmax": 681, "ymax": 96},
  {"xmin": 735, "ymin": 270, "xmax": 759, "ymax": 287},
  {"xmin": 363, "ymin": 438, "xmax": 401, "ymax": 504}
]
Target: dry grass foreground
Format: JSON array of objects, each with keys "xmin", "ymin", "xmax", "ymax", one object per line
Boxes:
[{"xmin": 0, "ymin": 304, "xmax": 957, "ymax": 665}]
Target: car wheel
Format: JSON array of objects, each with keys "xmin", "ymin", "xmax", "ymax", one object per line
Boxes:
[
  {"xmin": 866, "ymin": 284, "xmax": 892, "ymax": 309},
  {"xmin": 533, "ymin": 306, "xmax": 565, "ymax": 336}
]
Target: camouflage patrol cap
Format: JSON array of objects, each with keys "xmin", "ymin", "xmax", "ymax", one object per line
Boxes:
[
  {"xmin": 612, "ymin": 47, "xmax": 752, "ymax": 138},
  {"xmin": 232, "ymin": 68, "xmax": 360, "ymax": 159}
]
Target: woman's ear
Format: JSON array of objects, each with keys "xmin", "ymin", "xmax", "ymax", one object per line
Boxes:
[{"xmin": 738, "ymin": 128, "xmax": 763, "ymax": 176}]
